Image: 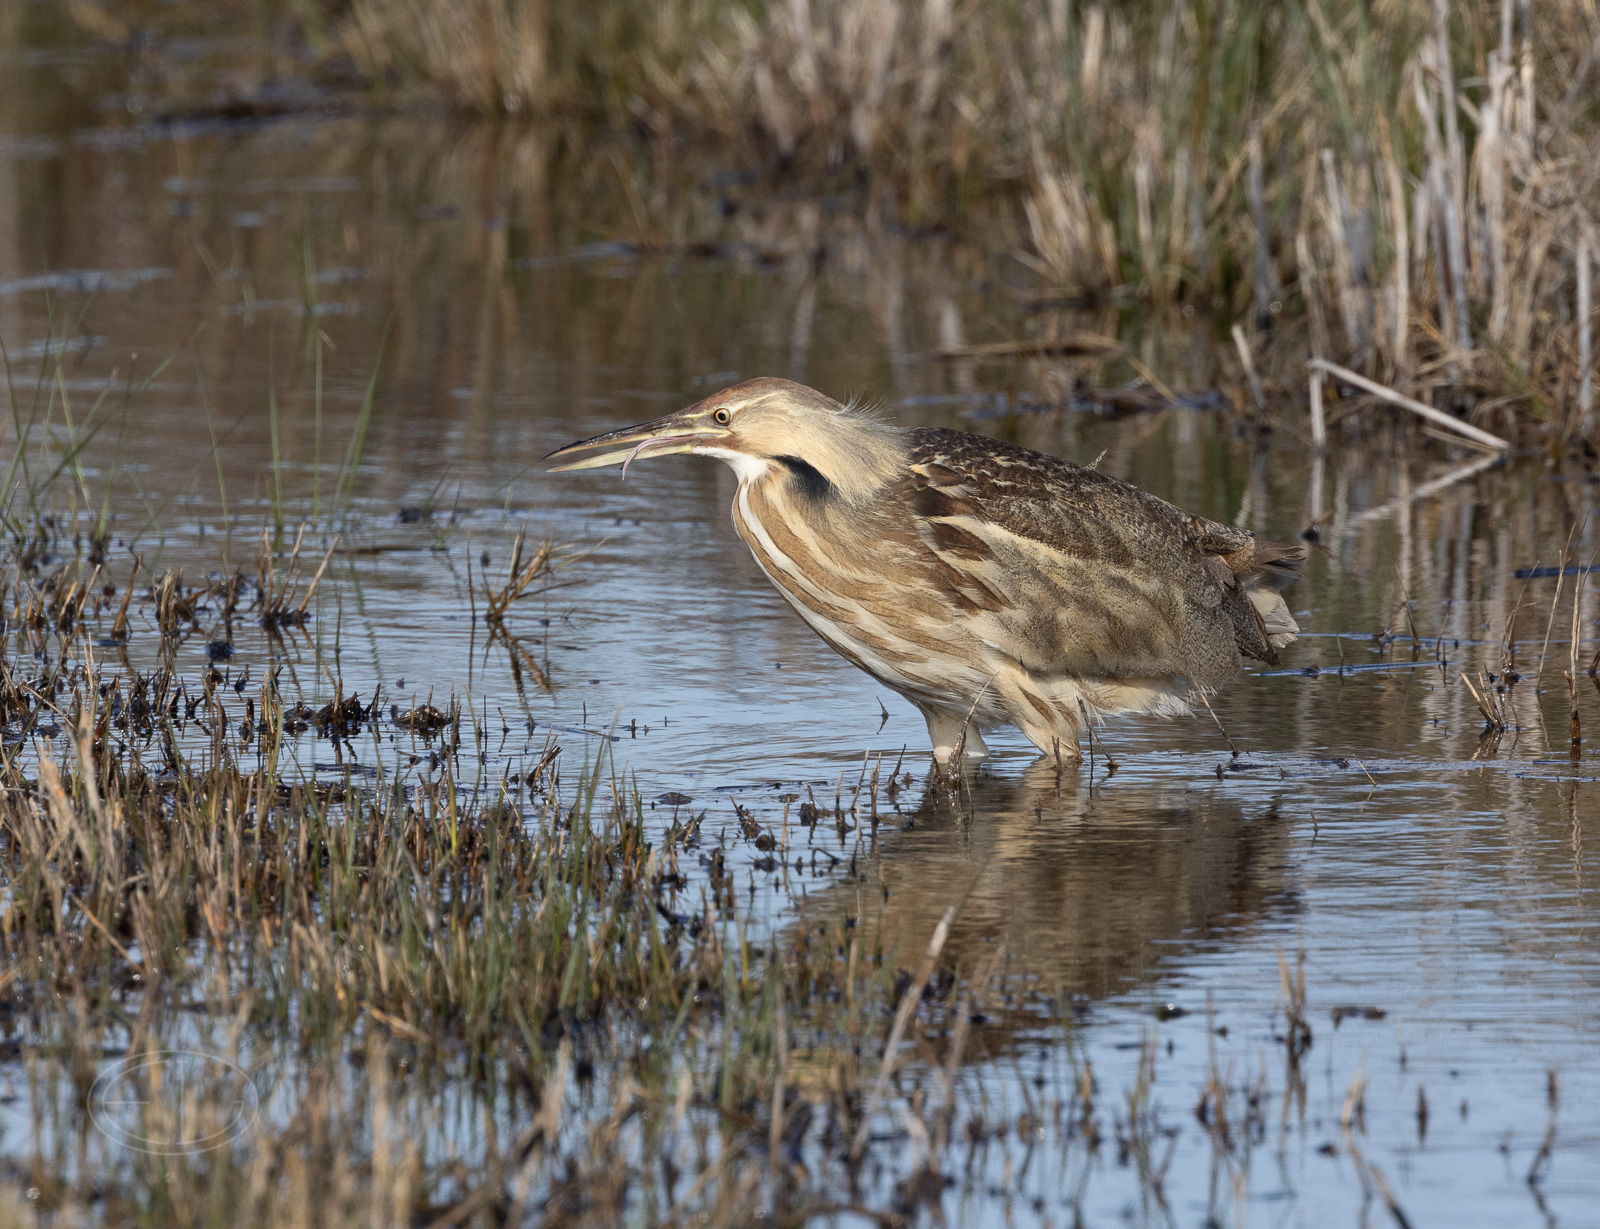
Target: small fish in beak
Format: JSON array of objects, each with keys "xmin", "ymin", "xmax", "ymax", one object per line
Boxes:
[{"xmin": 544, "ymin": 406, "xmax": 729, "ymax": 474}]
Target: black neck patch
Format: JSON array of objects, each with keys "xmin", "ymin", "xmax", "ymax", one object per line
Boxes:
[{"xmin": 773, "ymin": 455, "xmax": 833, "ymax": 501}]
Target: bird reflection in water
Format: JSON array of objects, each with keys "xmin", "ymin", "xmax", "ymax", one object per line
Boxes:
[{"xmin": 797, "ymin": 762, "xmax": 1296, "ymax": 1009}]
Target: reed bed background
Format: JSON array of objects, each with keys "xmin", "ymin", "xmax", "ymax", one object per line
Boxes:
[
  {"xmin": 327, "ymin": 0, "xmax": 1600, "ymax": 442},
  {"xmin": 48, "ymin": 0, "xmax": 1600, "ymax": 441}
]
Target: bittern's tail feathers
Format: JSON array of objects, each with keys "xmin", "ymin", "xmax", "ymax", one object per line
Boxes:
[{"xmin": 1223, "ymin": 536, "xmax": 1308, "ymax": 577}]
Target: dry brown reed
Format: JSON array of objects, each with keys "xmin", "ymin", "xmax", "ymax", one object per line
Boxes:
[{"xmin": 328, "ymin": 0, "xmax": 1600, "ymax": 441}]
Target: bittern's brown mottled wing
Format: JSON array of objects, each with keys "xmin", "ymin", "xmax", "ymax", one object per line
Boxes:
[{"xmin": 899, "ymin": 429, "xmax": 1305, "ymax": 682}]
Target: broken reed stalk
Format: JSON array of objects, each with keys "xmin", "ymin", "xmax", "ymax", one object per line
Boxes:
[
  {"xmin": 482, "ymin": 528, "xmax": 556, "ymax": 627},
  {"xmin": 933, "ymin": 945, "xmax": 1003, "ymax": 1161},
  {"xmin": 1580, "ymin": 231, "xmax": 1593, "ymax": 434},
  {"xmin": 1430, "ymin": 0, "xmax": 1471, "ymax": 357},
  {"xmin": 261, "ymin": 522, "xmax": 308, "ymax": 623},
  {"xmin": 1231, "ymin": 325, "xmax": 1265, "ymax": 410},
  {"xmin": 1247, "ymin": 124, "xmax": 1276, "ymax": 325},
  {"xmin": 1308, "ymin": 368, "xmax": 1327, "ymax": 449},
  {"xmin": 296, "ymin": 534, "xmax": 341, "ymax": 616},
  {"xmin": 1568, "ymin": 550, "xmax": 1593, "ymax": 747},
  {"xmin": 1526, "ymin": 1069, "xmax": 1560, "ymax": 1187},
  {"xmin": 1381, "ymin": 140, "xmax": 1410, "ymax": 377},
  {"xmin": 1336, "ymin": 1059, "xmax": 1416, "ymax": 1229},
  {"xmin": 1077, "ymin": 698, "xmax": 1119, "ymax": 770},
  {"xmin": 1190, "ymin": 679, "xmax": 1238, "ymax": 757},
  {"xmin": 1307, "ymin": 359, "xmax": 1509, "ymax": 452},
  {"xmin": 849, "ymin": 905, "xmax": 955, "ymax": 1163},
  {"xmin": 1277, "ymin": 945, "xmax": 1312, "ymax": 1062},
  {"xmin": 108, "ymin": 556, "xmax": 140, "ymax": 642},
  {"xmin": 1534, "ymin": 516, "xmax": 1583, "ymax": 696}
]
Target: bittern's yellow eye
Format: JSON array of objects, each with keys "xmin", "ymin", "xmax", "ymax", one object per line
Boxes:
[{"xmin": 713, "ymin": 408, "xmax": 731, "ymax": 425}]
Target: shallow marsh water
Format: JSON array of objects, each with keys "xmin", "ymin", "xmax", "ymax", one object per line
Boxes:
[{"xmin": 4, "ymin": 33, "xmax": 1600, "ymax": 1228}]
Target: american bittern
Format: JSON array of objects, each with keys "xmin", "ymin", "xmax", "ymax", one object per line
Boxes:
[{"xmin": 547, "ymin": 378, "xmax": 1303, "ymax": 765}]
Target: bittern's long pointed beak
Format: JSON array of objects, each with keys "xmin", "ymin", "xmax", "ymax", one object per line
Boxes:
[{"xmin": 543, "ymin": 410, "xmax": 729, "ymax": 473}]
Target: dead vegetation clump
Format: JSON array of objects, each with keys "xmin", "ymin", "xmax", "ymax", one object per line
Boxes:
[
  {"xmin": 258, "ymin": 528, "xmax": 338, "ymax": 633},
  {"xmin": 478, "ymin": 528, "xmax": 568, "ymax": 632},
  {"xmin": 394, "ymin": 701, "xmax": 453, "ymax": 733}
]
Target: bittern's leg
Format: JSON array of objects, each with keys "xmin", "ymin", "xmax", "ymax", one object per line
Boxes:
[{"xmin": 920, "ymin": 706, "xmax": 988, "ymax": 764}]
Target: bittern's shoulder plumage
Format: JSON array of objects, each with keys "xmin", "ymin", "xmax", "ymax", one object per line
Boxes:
[
  {"xmin": 547, "ymin": 377, "xmax": 1305, "ymax": 764},
  {"xmin": 895, "ymin": 427, "xmax": 1302, "ymax": 673}
]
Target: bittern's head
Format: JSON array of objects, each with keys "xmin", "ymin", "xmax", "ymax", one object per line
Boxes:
[{"xmin": 545, "ymin": 377, "xmax": 904, "ymax": 502}]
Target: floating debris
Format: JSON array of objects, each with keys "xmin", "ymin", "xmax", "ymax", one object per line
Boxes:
[{"xmin": 395, "ymin": 704, "xmax": 451, "ymax": 733}]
